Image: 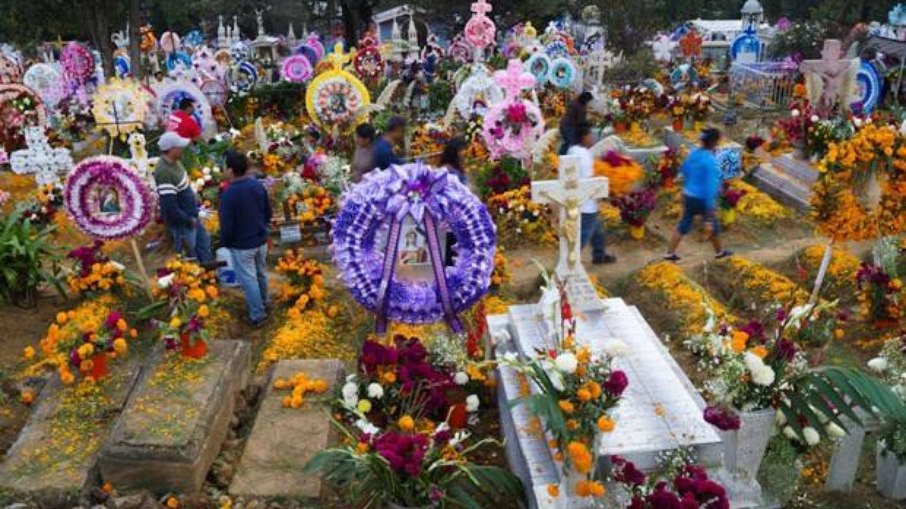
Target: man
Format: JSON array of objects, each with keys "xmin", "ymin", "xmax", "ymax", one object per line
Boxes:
[
  {"xmin": 350, "ymin": 123, "xmax": 376, "ymax": 183},
  {"xmin": 373, "ymin": 116, "xmax": 406, "ymax": 170},
  {"xmin": 166, "ymin": 98, "xmax": 202, "ymax": 141},
  {"xmin": 219, "ymin": 151, "xmax": 272, "ymax": 327},
  {"xmin": 568, "ymin": 123, "xmax": 616, "ymax": 265},
  {"xmin": 154, "ymin": 132, "xmax": 213, "ymax": 263},
  {"xmin": 560, "ymin": 91, "xmax": 594, "ymax": 155},
  {"xmin": 665, "ymin": 128, "xmax": 733, "ymax": 262}
]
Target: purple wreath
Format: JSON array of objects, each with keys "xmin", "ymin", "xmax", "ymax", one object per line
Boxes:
[
  {"xmin": 332, "ymin": 162, "xmax": 497, "ymax": 329},
  {"xmin": 64, "ymin": 156, "xmax": 154, "ymax": 240}
]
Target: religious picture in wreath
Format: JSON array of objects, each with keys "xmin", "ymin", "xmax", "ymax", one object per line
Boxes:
[
  {"xmin": 398, "ymin": 221, "xmax": 430, "ymax": 267},
  {"xmin": 98, "ymin": 186, "xmax": 122, "ymax": 216}
]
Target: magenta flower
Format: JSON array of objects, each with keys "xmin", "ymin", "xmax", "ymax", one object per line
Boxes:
[
  {"xmin": 603, "ymin": 370, "xmax": 629, "ymax": 396},
  {"xmin": 703, "ymin": 406, "xmax": 741, "ymax": 431},
  {"xmin": 373, "ymin": 431, "xmax": 429, "ymax": 477},
  {"xmin": 506, "ymin": 102, "xmax": 528, "ymax": 123}
]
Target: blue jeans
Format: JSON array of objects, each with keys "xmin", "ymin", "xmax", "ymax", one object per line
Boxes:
[
  {"xmin": 230, "ymin": 245, "xmax": 269, "ymax": 322},
  {"xmin": 172, "ymin": 222, "xmax": 213, "ymax": 263},
  {"xmin": 580, "ymin": 213, "xmax": 607, "ymax": 262},
  {"xmin": 677, "ymin": 195, "xmax": 720, "ymax": 235}
]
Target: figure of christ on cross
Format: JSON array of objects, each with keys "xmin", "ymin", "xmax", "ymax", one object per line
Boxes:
[
  {"xmin": 531, "ymin": 155, "xmax": 609, "ymax": 311},
  {"xmin": 800, "ymin": 39, "xmax": 858, "ymax": 116}
]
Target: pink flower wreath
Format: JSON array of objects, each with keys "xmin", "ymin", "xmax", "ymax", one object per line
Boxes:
[{"xmin": 481, "ymin": 59, "xmax": 544, "ymax": 159}]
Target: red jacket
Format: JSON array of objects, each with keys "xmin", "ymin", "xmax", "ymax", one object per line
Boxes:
[{"xmin": 166, "ymin": 110, "xmax": 202, "ymax": 140}]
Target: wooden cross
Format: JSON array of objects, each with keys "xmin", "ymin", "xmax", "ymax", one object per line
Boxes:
[{"xmin": 531, "ymin": 155, "xmax": 608, "ymax": 311}]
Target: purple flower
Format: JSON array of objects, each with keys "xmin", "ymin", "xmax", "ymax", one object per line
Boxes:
[
  {"xmin": 703, "ymin": 406, "xmax": 741, "ymax": 431},
  {"xmin": 373, "ymin": 431, "xmax": 429, "ymax": 477},
  {"xmin": 611, "ymin": 455, "xmax": 646, "ymax": 487},
  {"xmin": 429, "ymin": 485, "xmax": 443, "ymax": 502},
  {"xmin": 603, "ymin": 370, "xmax": 629, "ymax": 397},
  {"xmin": 773, "ymin": 339, "xmax": 798, "ymax": 362},
  {"xmin": 104, "ymin": 310, "xmax": 123, "ymax": 331}
]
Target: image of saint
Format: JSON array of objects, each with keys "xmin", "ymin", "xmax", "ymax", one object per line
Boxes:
[
  {"xmin": 399, "ymin": 227, "xmax": 429, "ymax": 266},
  {"xmin": 99, "ymin": 187, "xmax": 121, "ymax": 215}
]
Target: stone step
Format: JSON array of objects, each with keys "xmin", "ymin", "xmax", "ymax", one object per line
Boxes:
[
  {"xmin": 99, "ymin": 340, "xmax": 251, "ymax": 495},
  {"xmin": 229, "ymin": 359, "xmax": 346, "ymax": 501},
  {"xmin": 751, "ymin": 162, "xmax": 813, "ymax": 212},
  {"xmin": 0, "ymin": 361, "xmax": 143, "ymax": 508}
]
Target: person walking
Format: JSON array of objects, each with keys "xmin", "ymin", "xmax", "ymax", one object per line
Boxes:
[
  {"xmin": 219, "ymin": 151, "xmax": 272, "ymax": 327},
  {"xmin": 373, "ymin": 116, "xmax": 406, "ymax": 170},
  {"xmin": 560, "ymin": 91, "xmax": 594, "ymax": 155},
  {"xmin": 350, "ymin": 123, "xmax": 377, "ymax": 183},
  {"xmin": 664, "ymin": 128, "xmax": 733, "ymax": 262},
  {"xmin": 569, "ymin": 123, "xmax": 616, "ymax": 265},
  {"xmin": 154, "ymin": 132, "xmax": 213, "ymax": 263},
  {"xmin": 166, "ymin": 98, "xmax": 202, "ymax": 141}
]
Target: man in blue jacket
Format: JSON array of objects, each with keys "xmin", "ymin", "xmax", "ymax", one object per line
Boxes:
[
  {"xmin": 664, "ymin": 128, "xmax": 733, "ymax": 262},
  {"xmin": 154, "ymin": 132, "xmax": 212, "ymax": 263},
  {"xmin": 220, "ymin": 151, "xmax": 272, "ymax": 326},
  {"xmin": 373, "ymin": 116, "xmax": 406, "ymax": 170}
]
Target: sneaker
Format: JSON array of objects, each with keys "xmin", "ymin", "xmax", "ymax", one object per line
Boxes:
[
  {"xmin": 663, "ymin": 253, "xmax": 681, "ymax": 262},
  {"xmin": 715, "ymin": 250, "xmax": 734, "ymax": 260},
  {"xmin": 592, "ymin": 254, "xmax": 617, "ymax": 265},
  {"xmin": 249, "ymin": 312, "xmax": 271, "ymax": 329}
]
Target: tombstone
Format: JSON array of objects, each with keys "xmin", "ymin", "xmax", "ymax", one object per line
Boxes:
[
  {"xmin": 751, "ymin": 154, "xmax": 819, "ymax": 212},
  {"xmin": 531, "ymin": 155, "xmax": 608, "ymax": 312},
  {"xmin": 0, "ymin": 362, "xmax": 142, "ymax": 507},
  {"xmin": 99, "ymin": 341, "xmax": 250, "ymax": 494},
  {"xmin": 662, "ymin": 127, "xmax": 744, "ymax": 180},
  {"xmin": 10, "ymin": 126, "xmax": 73, "ymax": 186},
  {"xmin": 800, "ymin": 40, "xmax": 860, "ymax": 117},
  {"xmin": 601, "ymin": 130, "xmax": 669, "ymax": 164},
  {"xmin": 230, "ymin": 359, "xmax": 346, "ymax": 500}
]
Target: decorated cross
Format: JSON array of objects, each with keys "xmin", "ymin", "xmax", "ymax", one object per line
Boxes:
[
  {"xmin": 10, "ymin": 126, "xmax": 73, "ymax": 186},
  {"xmin": 471, "ymin": 0, "xmax": 492, "ymax": 16},
  {"xmin": 531, "ymin": 155, "xmax": 608, "ymax": 311},
  {"xmin": 464, "ymin": 0, "xmax": 496, "ymax": 53},
  {"xmin": 495, "ymin": 59, "xmax": 535, "ymax": 99},
  {"xmin": 679, "ymin": 29, "xmax": 703, "ymax": 58},
  {"xmin": 325, "ymin": 42, "xmax": 354, "ymax": 70},
  {"xmin": 800, "ymin": 39, "xmax": 859, "ymax": 116}
]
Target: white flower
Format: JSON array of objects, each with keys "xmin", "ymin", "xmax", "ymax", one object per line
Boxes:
[
  {"xmin": 342, "ymin": 382, "xmax": 359, "ymax": 403},
  {"xmin": 158, "ymin": 273, "xmax": 175, "ymax": 289},
  {"xmin": 810, "ymin": 115, "xmax": 820, "ymax": 123},
  {"xmin": 195, "ymin": 178, "xmax": 205, "ymax": 188},
  {"xmin": 366, "ymin": 383, "xmax": 384, "ymax": 399},
  {"xmin": 853, "ymin": 117, "xmax": 863, "ymax": 127},
  {"xmin": 354, "ymin": 418, "xmax": 380, "ymax": 436},
  {"xmin": 783, "ymin": 426, "xmax": 797, "ymax": 440},
  {"xmin": 214, "ymin": 134, "xmax": 224, "ymax": 143},
  {"xmin": 802, "ymin": 426, "xmax": 820, "ymax": 446},
  {"xmin": 110, "ymin": 261, "xmax": 125, "ymax": 271},
  {"xmin": 867, "ymin": 357, "xmax": 888, "ymax": 372},
  {"xmin": 498, "ymin": 207, "xmax": 505, "ymax": 215},
  {"xmin": 466, "ymin": 394, "xmax": 480, "ymax": 412},
  {"xmin": 202, "ymin": 167, "xmax": 211, "ymax": 175},
  {"xmin": 791, "ymin": 109, "xmax": 801, "ymax": 118},
  {"xmin": 213, "ymin": 166, "xmax": 222, "ymax": 174},
  {"xmin": 518, "ymin": 205, "xmax": 526, "ymax": 212},
  {"xmin": 450, "ymin": 430, "xmax": 471, "ymax": 447},
  {"xmin": 454, "ymin": 372, "xmax": 470, "ymax": 385},
  {"xmin": 744, "ymin": 353, "xmax": 775, "ymax": 386},
  {"xmin": 865, "ymin": 117, "xmax": 873, "ymax": 124},
  {"xmin": 554, "ymin": 352, "xmax": 578, "ymax": 374},
  {"xmin": 775, "ymin": 411, "xmax": 787, "ymax": 427},
  {"xmin": 603, "ymin": 339, "xmax": 627, "ymax": 358},
  {"xmin": 204, "ymin": 174, "xmax": 212, "ymax": 182},
  {"xmin": 826, "ymin": 423, "xmax": 846, "ymax": 439},
  {"xmin": 502, "ymin": 351, "xmax": 518, "ymax": 363}
]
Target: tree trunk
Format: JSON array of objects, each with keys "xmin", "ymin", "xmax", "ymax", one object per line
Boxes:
[
  {"xmin": 129, "ymin": 0, "xmax": 142, "ymax": 79},
  {"xmin": 83, "ymin": 1, "xmax": 114, "ymax": 77}
]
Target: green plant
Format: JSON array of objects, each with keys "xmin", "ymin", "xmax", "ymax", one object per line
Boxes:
[{"xmin": 0, "ymin": 211, "xmax": 65, "ymax": 307}]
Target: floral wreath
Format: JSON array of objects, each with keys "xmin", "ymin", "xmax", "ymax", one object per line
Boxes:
[
  {"xmin": 482, "ymin": 59, "xmax": 545, "ymax": 159},
  {"xmin": 230, "ymin": 42, "xmax": 250, "ymax": 62},
  {"xmin": 545, "ymin": 40, "xmax": 570, "ymax": 59},
  {"xmin": 448, "ymin": 34, "xmax": 472, "ymax": 64},
  {"xmin": 716, "ymin": 149, "xmax": 742, "ymax": 180},
  {"xmin": 64, "ymin": 156, "xmax": 154, "ymax": 240},
  {"xmin": 61, "ymin": 43, "xmax": 95, "ymax": 83},
  {"xmin": 525, "ymin": 52, "xmax": 551, "ymax": 85},
  {"xmin": 332, "ymin": 162, "xmax": 496, "ymax": 330},
  {"xmin": 297, "ymin": 34, "xmax": 325, "ymax": 65},
  {"xmin": 548, "ymin": 57, "xmax": 576, "ymax": 89},
  {"xmin": 154, "ymin": 81, "xmax": 212, "ymax": 132},
  {"xmin": 305, "ymin": 43, "xmax": 370, "ymax": 127},
  {"xmin": 281, "ymin": 55, "xmax": 313, "ymax": 83},
  {"xmin": 464, "ymin": 0, "xmax": 496, "ymax": 50},
  {"xmin": 92, "ymin": 78, "xmax": 151, "ymax": 136},
  {"xmin": 0, "ymin": 83, "xmax": 48, "ymax": 128},
  {"xmin": 23, "ymin": 63, "xmax": 65, "ymax": 109},
  {"xmin": 353, "ymin": 36, "xmax": 385, "ymax": 80},
  {"xmin": 811, "ymin": 124, "xmax": 906, "ymax": 242},
  {"xmin": 452, "ymin": 64, "xmax": 504, "ymax": 120},
  {"xmin": 232, "ymin": 60, "xmax": 259, "ymax": 92}
]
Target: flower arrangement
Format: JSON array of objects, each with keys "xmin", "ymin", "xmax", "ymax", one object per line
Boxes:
[
  {"xmin": 275, "ymin": 248, "xmax": 327, "ymax": 313},
  {"xmin": 490, "ymin": 250, "xmax": 512, "ymax": 290},
  {"xmin": 483, "ymin": 59, "xmax": 544, "ymax": 159},
  {"xmin": 281, "ymin": 181, "xmax": 335, "ymax": 226},
  {"xmin": 867, "ymin": 336, "xmax": 906, "ymax": 462},
  {"xmin": 487, "ymin": 186, "xmax": 553, "ymax": 249},
  {"xmin": 37, "ymin": 297, "xmax": 134, "ymax": 384},
  {"xmin": 609, "ymin": 86, "xmax": 658, "ymax": 126},
  {"xmin": 21, "ymin": 183, "xmax": 64, "ymax": 226},
  {"xmin": 613, "ymin": 189, "xmax": 657, "ymax": 228},
  {"xmin": 475, "ymin": 156, "xmax": 530, "ymax": 199},
  {"xmin": 718, "ymin": 181, "xmax": 746, "ymax": 211},
  {"xmin": 66, "ymin": 241, "xmax": 127, "ymax": 296},
  {"xmin": 651, "ymin": 148, "xmax": 683, "ymax": 189},
  {"xmin": 688, "ymin": 93, "xmax": 711, "ymax": 123},
  {"xmin": 610, "ymin": 456, "xmax": 730, "ymax": 509},
  {"xmin": 153, "ymin": 259, "xmax": 220, "ymax": 359},
  {"xmin": 856, "ymin": 262, "xmax": 903, "ymax": 325},
  {"xmin": 594, "ymin": 150, "xmax": 644, "ymax": 197},
  {"xmin": 409, "ymin": 124, "xmax": 450, "ymax": 162}
]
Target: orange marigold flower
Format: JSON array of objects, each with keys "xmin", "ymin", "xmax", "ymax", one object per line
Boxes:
[{"xmin": 547, "ymin": 484, "xmax": 560, "ymax": 497}]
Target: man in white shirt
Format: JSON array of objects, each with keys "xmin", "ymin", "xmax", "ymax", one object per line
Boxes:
[{"xmin": 567, "ymin": 123, "xmax": 616, "ymax": 264}]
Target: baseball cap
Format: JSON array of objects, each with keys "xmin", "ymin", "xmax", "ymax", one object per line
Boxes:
[{"xmin": 158, "ymin": 132, "xmax": 191, "ymax": 151}]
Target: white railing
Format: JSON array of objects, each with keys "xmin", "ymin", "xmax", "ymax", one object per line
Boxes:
[{"xmin": 729, "ymin": 61, "xmax": 799, "ymax": 110}]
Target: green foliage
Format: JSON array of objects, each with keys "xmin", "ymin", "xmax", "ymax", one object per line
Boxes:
[
  {"xmin": 603, "ymin": 49, "xmax": 660, "ymax": 84},
  {"xmin": 880, "ymin": 420, "xmax": 906, "ymax": 463},
  {"xmin": 225, "ymin": 82, "xmax": 308, "ymax": 127},
  {"xmin": 428, "ymin": 80, "xmax": 454, "ymax": 114},
  {"xmin": 0, "ymin": 211, "xmax": 65, "ymax": 307},
  {"xmin": 757, "ymin": 436, "xmax": 802, "ymax": 505},
  {"xmin": 768, "ymin": 21, "xmax": 832, "ymax": 60},
  {"xmin": 474, "ymin": 157, "xmax": 529, "ymax": 201}
]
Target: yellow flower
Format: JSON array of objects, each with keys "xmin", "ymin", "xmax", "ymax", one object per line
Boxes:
[
  {"xmin": 558, "ymin": 400, "xmax": 575, "ymax": 414},
  {"xmin": 398, "ymin": 415, "xmax": 416, "ymax": 431},
  {"xmin": 56, "ymin": 312, "xmax": 68, "ymax": 325},
  {"xmin": 198, "ymin": 305, "xmax": 210, "ymax": 318},
  {"xmin": 729, "ymin": 331, "xmax": 749, "ymax": 353},
  {"xmin": 547, "ymin": 484, "xmax": 560, "ymax": 498},
  {"xmin": 113, "ymin": 338, "xmax": 128, "ymax": 355},
  {"xmin": 23, "ymin": 346, "xmax": 35, "ymax": 360},
  {"xmin": 166, "ymin": 497, "xmax": 179, "ymax": 509},
  {"xmin": 169, "ymin": 317, "xmax": 182, "ymax": 329},
  {"xmin": 357, "ymin": 399, "xmax": 373, "ymax": 413}
]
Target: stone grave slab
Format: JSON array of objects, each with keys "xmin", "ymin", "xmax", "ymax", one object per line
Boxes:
[
  {"xmin": 229, "ymin": 359, "xmax": 346, "ymax": 500},
  {"xmin": 751, "ymin": 154, "xmax": 818, "ymax": 212},
  {"xmin": 0, "ymin": 361, "xmax": 142, "ymax": 507},
  {"xmin": 663, "ymin": 126, "xmax": 744, "ymax": 178},
  {"xmin": 99, "ymin": 340, "xmax": 250, "ymax": 494}
]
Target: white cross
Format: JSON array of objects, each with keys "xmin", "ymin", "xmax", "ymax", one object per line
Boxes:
[
  {"xmin": 531, "ymin": 155, "xmax": 608, "ymax": 311},
  {"xmin": 800, "ymin": 39, "xmax": 858, "ymax": 116},
  {"xmin": 10, "ymin": 127, "xmax": 72, "ymax": 186}
]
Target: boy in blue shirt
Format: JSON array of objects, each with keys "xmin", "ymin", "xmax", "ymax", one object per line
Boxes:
[
  {"xmin": 664, "ymin": 128, "xmax": 733, "ymax": 262},
  {"xmin": 373, "ymin": 116, "xmax": 406, "ymax": 170}
]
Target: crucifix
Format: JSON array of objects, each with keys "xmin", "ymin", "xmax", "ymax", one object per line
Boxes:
[
  {"xmin": 800, "ymin": 39, "xmax": 858, "ymax": 117},
  {"xmin": 531, "ymin": 155, "xmax": 609, "ymax": 311},
  {"xmin": 10, "ymin": 126, "xmax": 73, "ymax": 186}
]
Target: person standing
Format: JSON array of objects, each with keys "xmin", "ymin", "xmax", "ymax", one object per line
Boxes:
[
  {"xmin": 665, "ymin": 128, "xmax": 733, "ymax": 261},
  {"xmin": 166, "ymin": 98, "xmax": 202, "ymax": 141},
  {"xmin": 560, "ymin": 91, "xmax": 594, "ymax": 155},
  {"xmin": 373, "ymin": 116, "xmax": 406, "ymax": 170},
  {"xmin": 219, "ymin": 151, "xmax": 272, "ymax": 327},
  {"xmin": 154, "ymin": 132, "xmax": 213, "ymax": 263},
  {"xmin": 568, "ymin": 123, "xmax": 616, "ymax": 265},
  {"xmin": 439, "ymin": 137, "xmax": 468, "ymax": 185},
  {"xmin": 350, "ymin": 123, "xmax": 377, "ymax": 183}
]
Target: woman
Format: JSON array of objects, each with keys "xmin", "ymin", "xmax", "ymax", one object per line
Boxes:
[
  {"xmin": 350, "ymin": 123, "xmax": 376, "ymax": 183},
  {"xmin": 439, "ymin": 137, "xmax": 468, "ymax": 185}
]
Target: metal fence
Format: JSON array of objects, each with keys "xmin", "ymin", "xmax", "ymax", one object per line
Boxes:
[{"xmin": 729, "ymin": 61, "xmax": 799, "ymax": 111}]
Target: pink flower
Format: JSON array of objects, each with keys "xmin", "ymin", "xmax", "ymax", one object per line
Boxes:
[{"xmin": 506, "ymin": 102, "xmax": 528, "ymax": 124}]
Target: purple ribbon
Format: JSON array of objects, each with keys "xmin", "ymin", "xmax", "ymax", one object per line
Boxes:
[
  {"xmin": 374, "ymin": 219, "xmax": 403, "ymax": 334},
  {"xmin": 424, "ymin": 212, "xmax": 463, "ymax": 333}
]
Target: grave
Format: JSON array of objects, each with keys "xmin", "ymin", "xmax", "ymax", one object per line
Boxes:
[
  {"xmin": 0, "ymin": 361, "xmax": 142, "ymax": 507},
  {"xmin": 98, "ymin": 340, "xmax": 250, "ymax": 494},
  {"xmin": 592, "ymin": 132, "xmax": 668, "ymax": 166},
  {"xmin": 229, "ymin": 359, "xmax": 346, "ymax": 500},
  {"xmin": 751, "ymin": 154, "xmax": 819, "ymax": 212},
  {"xmin": 663, "ymin": 126, "xmax": 744, "ymax": 179}
]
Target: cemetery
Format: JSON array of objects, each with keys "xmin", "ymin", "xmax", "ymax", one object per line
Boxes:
[{"xmin": 1, "ymin": 1, "xmax": 906, "ymax": 508}]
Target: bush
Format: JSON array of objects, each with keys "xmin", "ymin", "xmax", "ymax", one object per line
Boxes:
[
  {"xmin": 602, "ymin": 49, "xmax": 659, "ymax": 83},
  {"xmin": 0, "ymin": 211, "xmax": 65, "ymax": 307}
]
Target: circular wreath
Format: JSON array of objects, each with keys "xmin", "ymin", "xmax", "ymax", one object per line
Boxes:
[
  {"xmin": 855, "ymin": 61, "xmax": 881, "ymax": 113},
  {"xmin": 231, "ymin": 60, "xmax": 259, "ymax": 92},
  {"xmin": 23, "ymin": 63, "xmax": 65, "ymax": 109},
  {"xmin": 167, "ymin": 51, "xmax": 193, "ymax": 72},
  {"xmin": 306, "ymin": 70, "xmax": 370, "ymax": 126},
  {"xmin": 155, "ymin": 81, "xmax": 212, "ymax": 132},
  {"xmin": 64, "ymin": 156, "xmax": 154, "ymax": 240},
  {"xmin": 92, "ymin": 78, "xmax": 151, "ymax": 136},
  {"xmin": 525, "ymin": 52, "xmax": 551, "ymax": 85},
  {"xmin": 230, "ymin": 42, "xmax": 250, "ymax": 62},
  {"xmin": 61, "ymin": 43, "xmax": 94, "ymax": 82},
  {"xmin": 452, "ymin": 66, "xmax": 504, "ymax": 120},
  {"xmin": 200, "ymin": 79, "xmax": 229, "ymax": 108},
  {"xmin": 332, "ymin": 162, "xmax": 496, "ymax": 324},
  {"xmin": 545, "ymin": 40, "xmax": 570, "ymax": 59},
  {"xmin": 353, "ymin": 45, "xmax": 385, "ymax": 80},
  {"xmin": 281, "ymin": 55, "xmax": 313, "ymax": 83},
  {"xmin": 113, "ymin": 55, "xmax": 131, "ymax": 78},
  {"xmin": 548, "ymin": 57, "xmax": 576, "ymax": 89},
  {"xmin": 812, "ymin": 124, "xmax": 906, "ymax": 242},
  {"xmin": 481, "ymin": 61, "xmax": 544, "ymax": 159},
  {"xmin": 465, "ymin": 15, "xmax": 496, "ymax": 50},
  {"xmin": 716, "ymin": 149, "xmax": 741, "ymax": 180}
]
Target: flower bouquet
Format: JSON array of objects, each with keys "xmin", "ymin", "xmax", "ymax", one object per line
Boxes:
[
  {"xmin": 652, "ymin": 148, "xmax": 683, "ymax": 189},
  {"xmin": 612, "ymin": 189, "xmax": 657, "ymax": 239},
  {"xmin": 486, "ymin": 186, "xmax": 550, "ymax": 249},
  {"xmin": 67, "ymin": 241, "xmax": 127, "ymax": 297},
  {"xmin": 856, "ymin": 263, "xmax": 903, "ymax": 327},
  {"xmin": 689, "ymin": 93, "xmax": 711, "ymax": 127},
  {"xmin": 279, "ymin": 173, "xmax": 336, "ymax": 227},
  {"xmin": 717, "ymin": 182, "xmax": 746, "ymax": 225},
  {"xmin": 668, "ymin": 95, "xmax": 688, "ymax": 131},
  {"xmin": 476, "ymin": 156, "xmax": 530, "ymax": 200},
  {"xmin": 610, "ymin": 456, "xmax": 730, "ymax": 509},
  {"xmin": 153, "ymin": 259, "xmax": 220, "ymax": 359},
  {"xmin": 594, "ymin": 150, "xmax": 644, "ymax": 197},
  {"xmin": 275, "ymin": 248, "xmax": 327, "ymax": 313},
  {"xmin": 22, "ymin": 184, "xmax": 64, "ymax": 226},
  {"xmin": 485, "ymin": 101, "xmax": 544, "ymax": 158}
]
